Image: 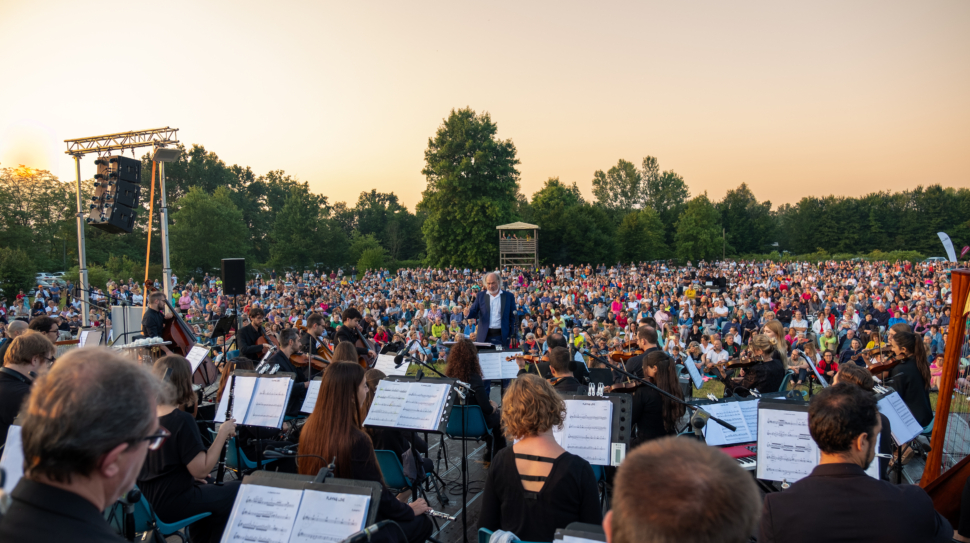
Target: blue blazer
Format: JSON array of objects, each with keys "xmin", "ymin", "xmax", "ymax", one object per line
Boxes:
[{"xmin": 466, "ymin": 290, "xmax": 517, "ymax": 346}]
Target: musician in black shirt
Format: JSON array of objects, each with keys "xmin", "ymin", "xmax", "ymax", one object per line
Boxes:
[
  {"xmin": 236, "ymin": 307, "xmax": 271, "ymax": 360},
  {"xmin": 300, "ymin": 314, "xmax": 326, "ymax": 359},
  {"xmin": 714, "ymin": 334, "xmax": 785, "ymax": 396},
  {"xmin": 335, "ymin": 308, "xmax": 375, "ymax": 360},
  {"xmin": 547, "ymin": 347, "xmax": 586, "ymax": 395},
  {"xmin": 616, "ymin": 325, "xmax": 659, "ymax": 384},
  {"xmin": 0, "ymin": 332, "xmax": 53, "ymax": 445},
  {"xmin": 889, "ymin": 330, "xmax": 934, "ymax": 428},
  {"xmin": 141, "ymin": 292, "xmax": 173, "ymax": 355},
  {"xmin": 265, "ymin": 328, "xmax": 308, "ymax": 416}
]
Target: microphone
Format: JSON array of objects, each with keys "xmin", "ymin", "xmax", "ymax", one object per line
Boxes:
[
  {"xmin": 344, "ymin": 520, "xmax": 396, "ymax": 543},
  {"xmin": 394, "ymin": 339, "xmax": 417, "ymax": 367}
]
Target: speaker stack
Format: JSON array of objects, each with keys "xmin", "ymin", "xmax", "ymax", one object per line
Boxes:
[{"xmin": 88, "ymin": 156, "xmax": 142, "ymax": 234}]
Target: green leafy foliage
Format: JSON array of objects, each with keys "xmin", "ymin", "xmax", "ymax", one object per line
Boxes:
[
  {"xmin": 357, "ymin": 247, "xmax": 387, "ymax": 272},
  {"xmin": 0, "ymin": 247, "xmax": 38, "ymax": 298},
  {"xmin": 617, "ymin": 208, "xmax": 667, "ymax": 262},
  {"xmin": 418, "ymin": 107, "xmax": 521, "ymax": 268},
  {"xmin": 170, "ymin": 187, "xmax": 251, "ymax": 276},
  {"xmin": 675, "ymin": 193, "xmax": 723, "ymax": 262}
]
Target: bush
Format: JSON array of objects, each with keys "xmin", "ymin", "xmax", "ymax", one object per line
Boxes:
[
  {"xmin": 357, "ymin": 247, "xmax": 387, "ymax": 273},
  {"xmin": 0, "ymin": 247, "xmax": 38, "ymax": 298}
]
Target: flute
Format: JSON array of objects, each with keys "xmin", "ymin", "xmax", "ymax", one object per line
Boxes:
[
  {"xmin": 215, "ymin": 373, "xmax": 236, "ymax": 485},
  {"xmin": 425, "ymin": 509, "xmax": 456, "ymax": 521}
]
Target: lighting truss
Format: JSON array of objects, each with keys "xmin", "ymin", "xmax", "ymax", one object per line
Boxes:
[{"xmin": 64, "ymin": 127, "xmax": 179, "ymax": 156}]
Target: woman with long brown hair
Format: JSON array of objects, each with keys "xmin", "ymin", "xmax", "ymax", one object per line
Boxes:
[
  {"xmin": 444, "ymin": 339, "xmax": 506, "ymax": 461},
  {"xmin": 331, "ymin": 340, "xmax": 360, "ymax": 364},
  {"xmin": 630, "ymin": 351, "xmax": 686, "ymax": 446},
  {"xmin": 298, "ymin": 362, "xmax": 432, "ymax": 543}
]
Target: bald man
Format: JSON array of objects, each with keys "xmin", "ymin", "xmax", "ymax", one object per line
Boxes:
[{"xmin": 0, "ymin": 319, "xmax": 28, "ymax": 362}]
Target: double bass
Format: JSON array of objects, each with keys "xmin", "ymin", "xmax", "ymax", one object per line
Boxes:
[{"xmin": 144, "ymin": 282, "xmax": 217, "ymax": 385}]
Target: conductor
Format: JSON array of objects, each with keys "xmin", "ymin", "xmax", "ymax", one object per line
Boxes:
[{"xmin": 465, "ymin": 272, "xmax": 517, "ymax": 348}]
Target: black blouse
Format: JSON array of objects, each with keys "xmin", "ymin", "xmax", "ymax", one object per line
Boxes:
[
  {"xmin": 889, "ymin": 357, "xmax": 933, "ymax": 427},
  {"xmin": 630, "ymin": 384, "xmax": 673, "ymax": 446},
  {"xmin": 478, "ymin": 447, "xmax": 601, "ymax": 542}
]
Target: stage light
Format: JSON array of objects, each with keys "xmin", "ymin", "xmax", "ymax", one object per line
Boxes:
[{"xmin": 152, "ymin": 147, "xmax": 181, "ymax": 163}]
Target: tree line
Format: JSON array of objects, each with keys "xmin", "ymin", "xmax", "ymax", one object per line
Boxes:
[{"xmin": 2, "ymin": 107, "xmax": 968, "ymax": 295}]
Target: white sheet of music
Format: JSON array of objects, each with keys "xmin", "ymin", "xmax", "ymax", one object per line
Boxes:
[
  {"xmin": 756, "ymin": 408, "xmax": 818, "ymax": 483},
  {"xmin": 78, "ymin": 329, "xmax": 102, "ymax": 347},
  {"xmin": 301, "ymin": 379, "xmax": 322, "ymax": 414},
  {"xmin": 363, "ymin": 380, "xmax": 450, "ymax": 431},
  {"xmin": 703, "ymin": 401, "xmax": 757, "ymax": 446},
  {"xmin": 478, "ymin": 351, "xmax": 519, "ymax": 380},
  {"xmin": 554, "ymin": 399, "xmax": 613, "ymax": 466},
  {"xmin": 244, "ymin": 377, "xmax": 293, "ymax": 428},
  {"xmin": 878, "ymin": 391, "xmax": 924, "ymax": 445},
  {"xmin": 373, "ymin": 354, "xmax": 410, "ymax": 376},
  {"xmin": 1, "ymin": 425, "xmax": 23, "ymax": 492},
  {"xmin": 363, "ymin": 380, "xmax": 410, "ymax": 427},
  {"xmin": 399, "ymin": 382, "xmax": 450, "ymax": 430},
  {"xmin": 215, "ymin": 376, "xmax": 258, "ymax": 423},
  {"xmin": 185, "ymin": 346, "xmax": 210, "ymax": 375},
  {"xmin": 220, "ymin": 484, "xmax": 304, "ymax": 543},
  {"xmin": 290, "ymin": 490, "xmax": 370, "ymax": 543}
]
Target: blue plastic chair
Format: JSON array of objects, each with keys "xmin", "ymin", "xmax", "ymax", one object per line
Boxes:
[
  {"xmin": 375, "ymin": 449, "xmax": 412, "ymax": 493},
  {"xmin": 226, "ymin": 349, "xmax": 240, "ymax": 361},
  {"xmin": 778, "ymin": 370, "xmax": 794, "ymax": 392},
  {"xmin": 135, "ymin": 492, "xmax": 211, "ymax": 543},
  {"xmin": 207, "ymin": 429, "xmax": 277, "ymax": 474},
  {"xmin": 445, "ymin": 405, "xmax": 491, "ymax": 440}
]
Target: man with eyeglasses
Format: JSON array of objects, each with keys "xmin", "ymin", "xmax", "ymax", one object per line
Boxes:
[
  {"xmin": 27, "ymin": 315, "xmax": 59, "ymax": 343},
  {"xmin": 0, "ymin": 331, "xmax": 54, "ymax": 446},
  {"xmin": 0, "ymin": 347, "xmax": 164, "ymax": 542}
]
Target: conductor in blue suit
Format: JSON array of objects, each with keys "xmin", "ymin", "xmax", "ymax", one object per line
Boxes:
[{"xmin": 464, "ymin": 272, "xmax": 517, "ymax": 348}]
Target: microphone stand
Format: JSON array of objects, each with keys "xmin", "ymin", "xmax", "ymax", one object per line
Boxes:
[
  {"xmin": 397, "ymin": 352, "xmax": 472, "ymax": 543},
  {"xmin": 582, "ymin": 351, "xmax": 737, "ymax": 435}
]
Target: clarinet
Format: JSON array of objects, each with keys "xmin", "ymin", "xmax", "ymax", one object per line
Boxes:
[{"xmin": 215, "ymin": 373, "xmax": 236, "ymax": 485}]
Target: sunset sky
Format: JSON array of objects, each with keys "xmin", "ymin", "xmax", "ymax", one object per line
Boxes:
[{"xmin": 1, "ymin": 0, "xmax": 968, "ymax": 210}]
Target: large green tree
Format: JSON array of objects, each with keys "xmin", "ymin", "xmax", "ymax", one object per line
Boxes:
[
  {"xmin": 617, "ymin": 208, "xmax": 667, "ymax": 262},
  {"xmin": 531, "ymin": 178, "xmax": 615, "ymax": 265},
  {"xmin": 269, "ymin": 184, "xmax": 347, "ymax": 270},
  {"xmin": 717, "ymin": 183, "xmax": 775, "ymax": 254},
  {"xmin": 170, "ymin": 186, "xmax": 250, "ymax": 275},
  {"xmin": 641, "ymin": 156, "xmax": 690, "ymax": 246},
  {"xmin": 675, "ymin": 193, "xmax": 723, "ymax": 262},
  {"xmin": 418, "ymin": 108, "xmax": 520, "ymax": 268},
  {"xmin": 592, "ymin": 159, "xmax": 642, "ymax": 212}
]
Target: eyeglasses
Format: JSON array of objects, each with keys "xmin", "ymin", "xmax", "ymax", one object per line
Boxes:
[{"xmin": 139, "ymin": 427, "xmax": 170, "ymax": 451}]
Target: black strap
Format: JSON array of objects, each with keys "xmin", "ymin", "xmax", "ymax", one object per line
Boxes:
[
  {"xmin": 519, "ymin": 474, "xmax": 548, "ymax": 482},
  {"xmin": 513, "ymin": 453, "xmax": 556, "ymax": 463},
  {"xmin": 0, "ymin": 367, "xmax": 32, "ymax": 385}
]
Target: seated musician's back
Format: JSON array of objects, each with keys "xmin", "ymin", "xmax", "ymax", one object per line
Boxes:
[{"xmin": 759, "ymin": 383, "xmax": 952, "ymax": 543}]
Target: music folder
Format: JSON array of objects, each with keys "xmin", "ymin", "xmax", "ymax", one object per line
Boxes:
[
  {"xmin": 363, "ymin": 376, "xmax": 456, "ymax": 433},
  {"xmin": 220, "ymin": 473, "xmax": 380, "ymax": 543},
  {"xmin": 214, "ymin": 370, "xmax": 294, "ymax": 429},
  {"xmin": 555, "ymin": 394, "xmax": 632, "ymax": 467}
]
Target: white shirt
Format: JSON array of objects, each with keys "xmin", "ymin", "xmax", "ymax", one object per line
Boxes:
[
  {"xmin": 488, "ymin": 290, "xmax": 503, "ymax": 329},
  {"xmin": 707, "ymin": 349, "xmax": 729, "ymax": 365}
]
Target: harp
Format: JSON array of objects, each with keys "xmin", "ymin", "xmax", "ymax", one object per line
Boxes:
[{"xmin": 920, "ymin": 268, "xmax": 970, "ymax": 526}]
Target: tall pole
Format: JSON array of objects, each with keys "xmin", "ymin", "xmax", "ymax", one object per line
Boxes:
[
  {"xmin": 722, "ymin": 227, "xmax": 725, "ymax": 260},
  {"xmin": 159, "ymin": 160, "xmax": 173, "ymax": 302},
  {"xmin": 74, "ymin": 155, "xmax": 90, "ymax": 327}
]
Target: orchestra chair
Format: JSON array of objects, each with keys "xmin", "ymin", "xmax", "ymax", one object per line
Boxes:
[
  {"xmin": 375, "ymin": 450, "xmax": 441, "ymax": 530},
  {"xmin": 226, "ymin": 349, "xmax": 240, "ymax": 361},
  {"xmin": 911, "ymin": 418, "xmax": 935, "ymax": 460},
  {"xmin": 207, "ymin": 429, "xmax": 277, "ymax": 476},
  {"xmin": 778, "ymin": 370, "xmax": 795, "ymax": 393},
  {"xmin": 477, "ymin": 528, "xmax": 546, "ymax": 543},
  {"xmin": 105, "ymin": 485, "xmax": 211, "ymax": 543},
  {"xmin": 445, "ymin": 405, "xmax": 490, "ymax": 443}
]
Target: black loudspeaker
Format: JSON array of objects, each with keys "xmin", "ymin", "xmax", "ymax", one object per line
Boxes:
[
  {"xmin": 90, "ymin": 202, "xmax": 136, "ymax": 234},
  {"xmin": 221, "ymin": 258, "xmax": 246, "ymax": 295},
  {"xmin": 108, "ymin": 156, "xmax": 142, "ymax": 183}
]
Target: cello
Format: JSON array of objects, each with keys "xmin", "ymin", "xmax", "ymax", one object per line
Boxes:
[{"xmin": 354, "ymin": 322, "xmax": 378, "ymax": 369}]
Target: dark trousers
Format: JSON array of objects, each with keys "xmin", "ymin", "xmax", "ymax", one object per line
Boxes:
[{"xmin": 154, "ymin": 480, "xmax": 240, "ymax": 543}]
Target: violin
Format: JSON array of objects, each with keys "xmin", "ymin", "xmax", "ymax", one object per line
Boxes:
[
  {"xmin": 609, "ymin": 350, "xmax": 642, "ymax": 362},
  {"xmin": 289, "ymin": 352, "xmax": 329, "ymax": 371},
  {"xmin": 867, "ymin": 349, "xmax": 904, "ymax": 375}
]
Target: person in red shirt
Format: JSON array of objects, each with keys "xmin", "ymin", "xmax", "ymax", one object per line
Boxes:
[{"xmin": 817, "ymin": 349, "xmax": 839, "ymax": 380}]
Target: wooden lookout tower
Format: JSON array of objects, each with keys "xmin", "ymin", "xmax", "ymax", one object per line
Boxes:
[{"xmin": 497, "ymin": 222, "xmax": 539, "ymax": 268}]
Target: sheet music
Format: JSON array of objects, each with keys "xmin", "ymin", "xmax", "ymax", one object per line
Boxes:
[
  {"xmin": 478, "ymin": 351, "xmax": 520, "ymax": 380},
  {"xmin": 185, "ymin": 345, "xmax": 210, "ymax": 375},
  {"xmin": 682, "ymin": 357, "xmax": 704, "ymax": 389},
  {"xmin": 301, "ymin": 379, "xmax": 322, "ymax": 414},
  {"xmin": 244, "ymin": 377, "xmax": 293, "ymax": 428},
  {"xmin": 878, "ymin": 392, "xmax": 924, "ymax": 445},
  {"xmin": 756, "ymin": 408, "xmax": 818, "ymax": 483},
  {"xmin": 290, "ymin": 490, "xmax": 370, "ymax": 543},
  {"xmin": 399, "ymin": 382, "xmax": 450, "ymax": 430},
  {"xmin": 1, "ymin": 425, "xmax": 23, "ymax": 492},
  {"xmin": 78, "ymin": 329, "xmax": 102, "ymax": 347},
  {"xmin": 363, "ymin": 380, "xmax": 410, "ymax": 427},
  {"xmin": 703, "ymin": 401, "xmax": 757, "ymax": 446},
  {"xmin": 363, "ymin": 380, "xmax": 451, "ymax": 431},
  {"xmin": 554, "ymin": 400, "xmax": 613, "ymax": 466},
  {"xmin": 373, "ymin": 354, "xmax": 410, "ymax": 376},
  {"xmin": 220, "ymin": 484, "xmax": 304, "ymax": 543},
  {"xmin": 215, "ymin": 375, "xmax": 258, "ymax": 423}
]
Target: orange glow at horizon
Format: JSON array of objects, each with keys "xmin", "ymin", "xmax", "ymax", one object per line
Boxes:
[{"xmin": 0, "ymin": 0, "xmax": 967, "ymax": 211}]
